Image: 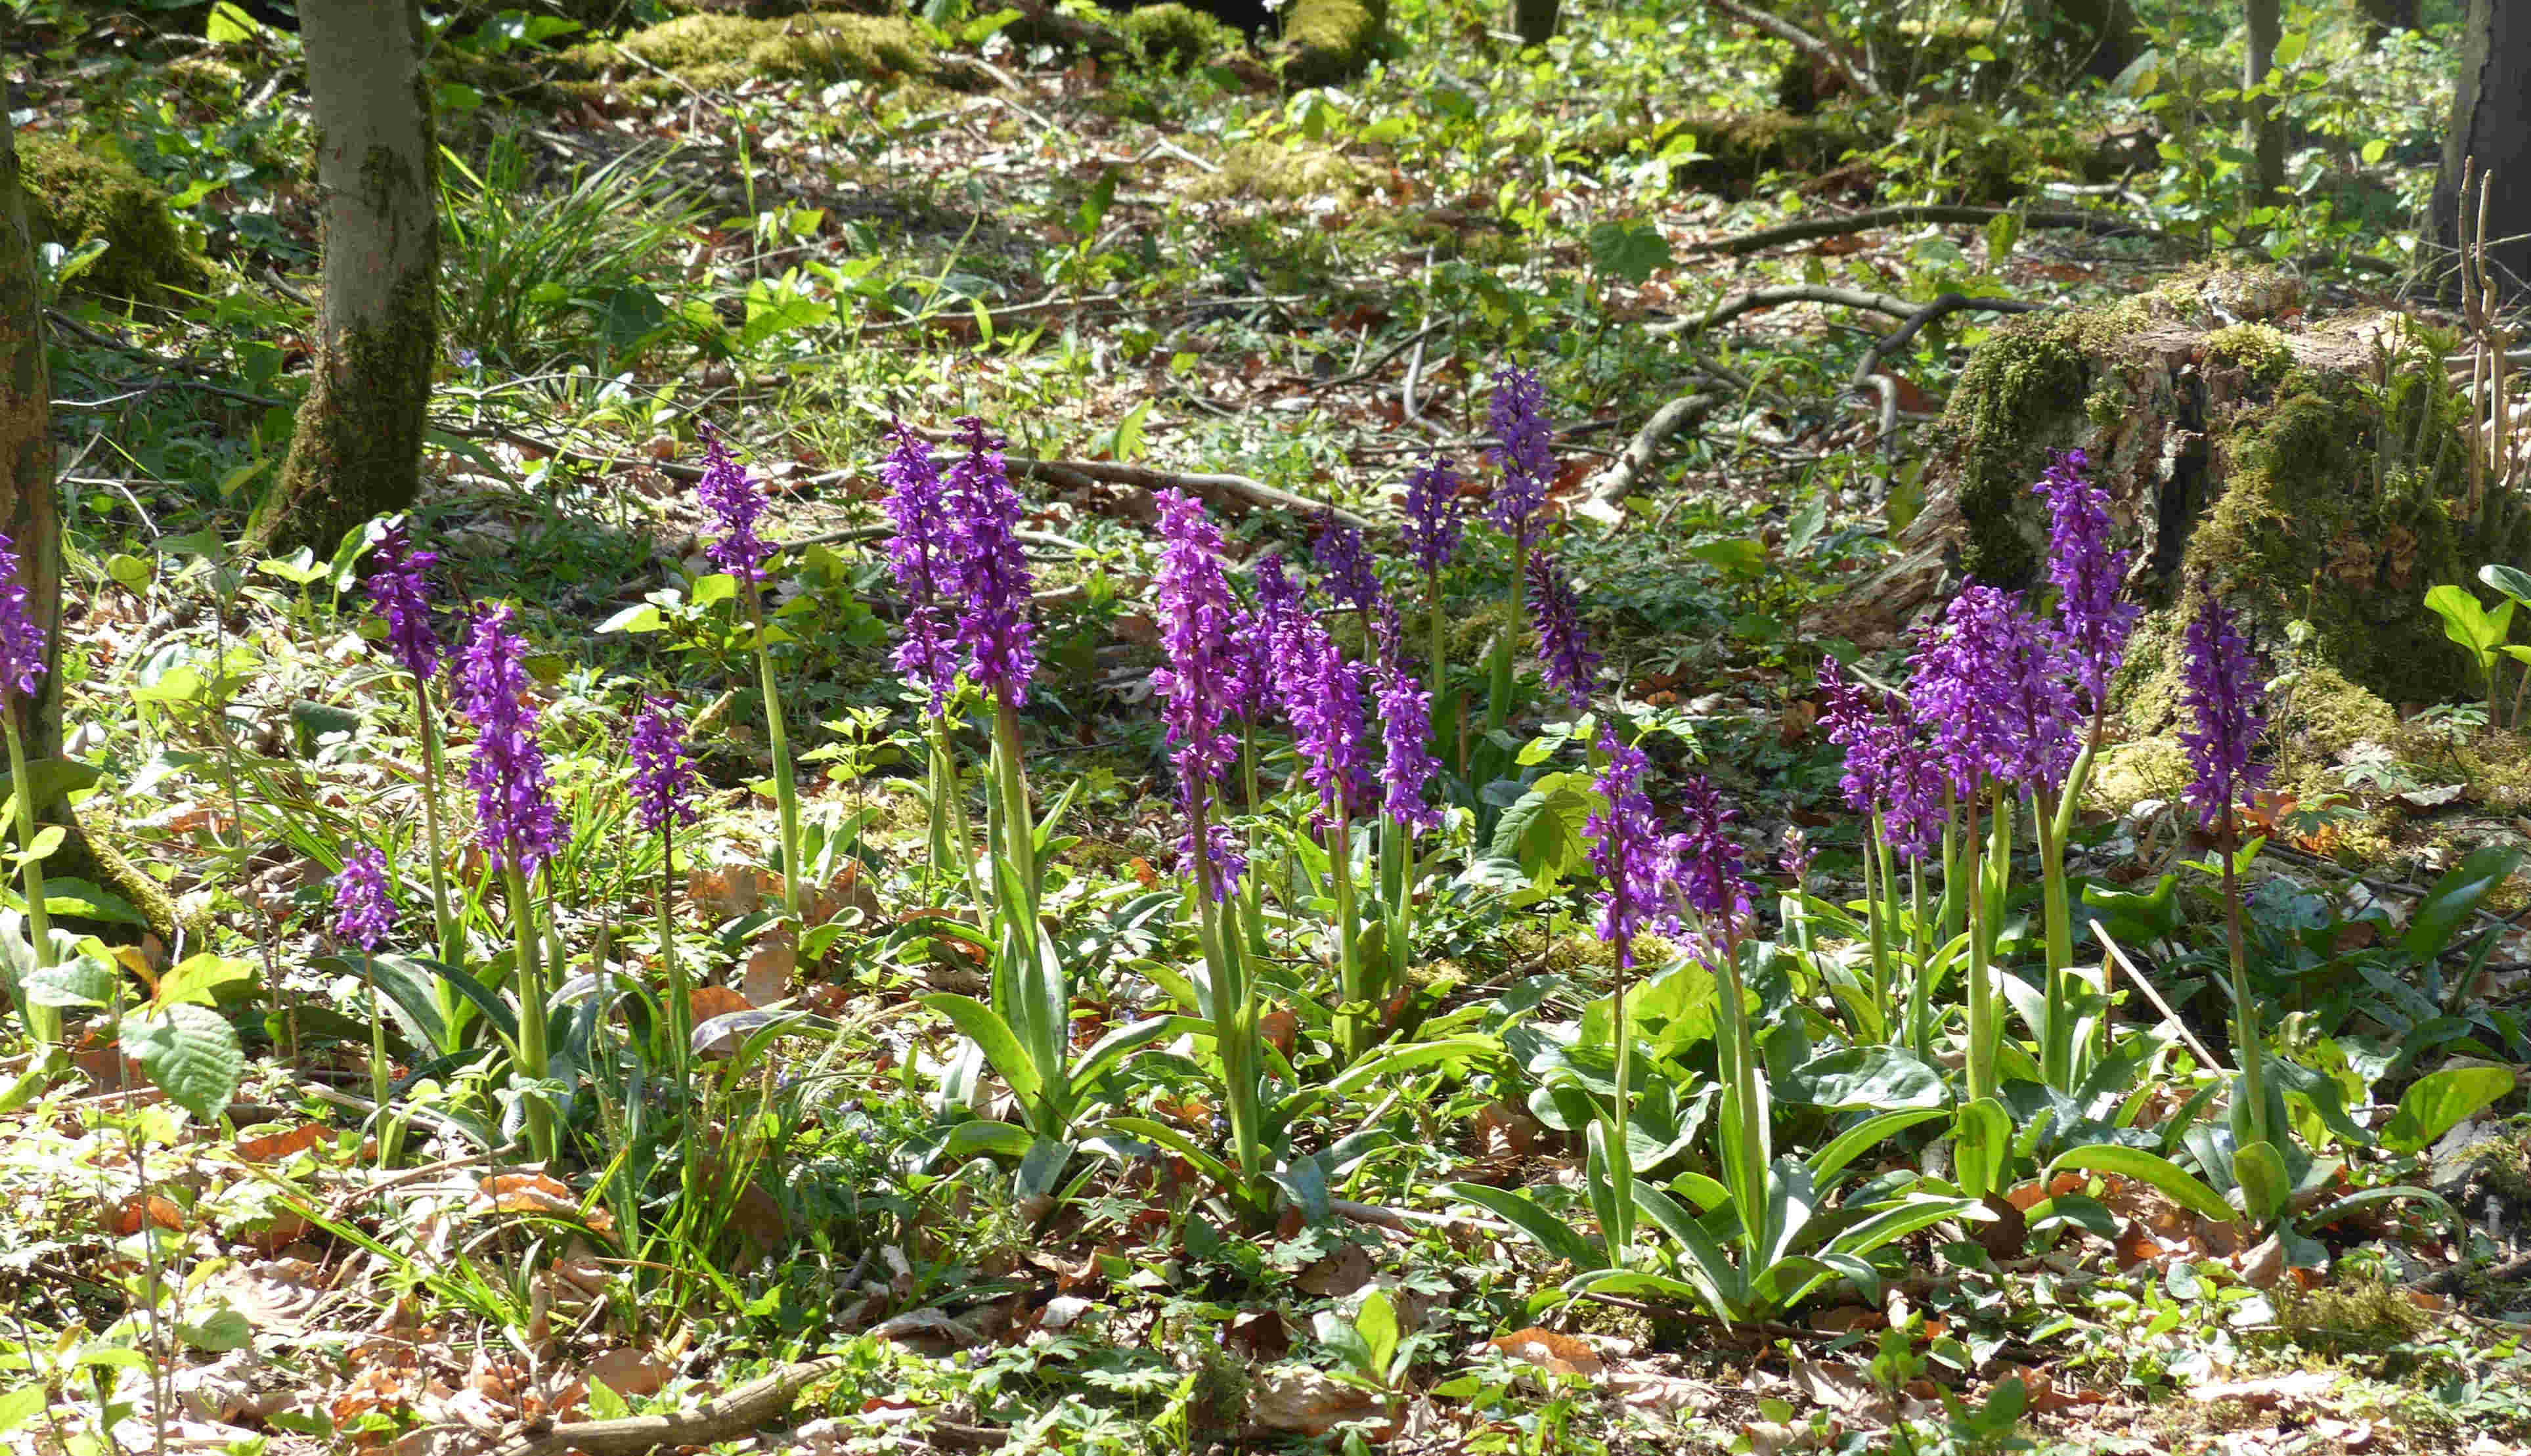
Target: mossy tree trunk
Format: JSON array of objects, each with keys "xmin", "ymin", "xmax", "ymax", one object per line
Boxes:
[
  {"xmin": 2, "ymin": 126, "xmax": 190, "ymax": 948},
  {"xmin": 2431, "ymin": 0, "xmax": 2531, "ymax": 300},
  {"xmin": 252, "ymin": 0, "xmax": 438, "ymax": 557},
  {"xmin": 2243, "ymin": 0, "xmax": 2285, "ymax": 207},
  {"xmin": 1508, "ymin": 0, "xmax": 1556, "ymax": 44},
  {"xmin": 2356, "ymin": 0, "xmax": 2418, "ymax": 38}
]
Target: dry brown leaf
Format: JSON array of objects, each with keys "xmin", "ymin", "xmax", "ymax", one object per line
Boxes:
[
  {"xmin": 470, "ymin": 1173, "xmax": 615, "ymax": 1234},
  {"xmin": 208, "ymin": 1258, "xmax": 328, "ymax": 1334},
  {"xmin": 1260, "ymin": 1007, "xmax": 1300, "ymax": 1057},
  {"xmin": 580, "ymin": 1347, "xmax": 671, "ymax": 1402},
  {"xmin": 1790, "ymin": 1357, "xmax": 1887, "ymax": 1420},
  {"xmin": 2186, "ymin": 1370, "xmax": 2335, "ymax": 1407},
  {"xmin": 1296, "ymin": 1242, "xmax": 1376, "ymax": 1298},
  {"xmin": 1489, "ymin": 1327, "xmax": 1604, "ymax": 1379},
  {"xmin": 743, "ymin": 931, "xmax": 796, "ymax": 1007},
  {"xmin": 1244, "ymin": 1366, "xmax": 1386, "ymax": 1438},
  {"xmin": 237, "ymin": 1122, "xmax": 332, "ymax": 1162},
  {"xmin": 109, "ymin": 1193, "xmax": 185, "ymax": 1234}
]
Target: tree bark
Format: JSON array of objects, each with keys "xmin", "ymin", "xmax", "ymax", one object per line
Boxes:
[
  {"xmin": 2431, "ymin": 0, "xmax": 2531, "ymax": 301},
  {"xmin": 3, "ymin": 125, "xmax": 189, "ymax": 948},
  {"xmin": 2356, "ymin": 0, "xmax": 2419, "ymax": 39},
  {"xmin": 1508, "ymin": 0, "xmax": 1556, "ymax": 43},
  {"xmin": 250, "ymin": 0, "xmax": 438, "ymax": 556},
  {"xmin": 0, "ymin": 127, "xmax": 63, "ymax": 774},
  {"xmin": 2023, "ymin": 0, "xmax": 2143, "ymax": 85},
  {"xmin": 2243, "ymin": 0, "xmax": 2285, "ymax": 206}
]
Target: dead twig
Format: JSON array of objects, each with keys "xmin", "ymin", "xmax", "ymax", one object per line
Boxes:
[
  {"xmin": 1702, "ymin": 0, "xmax": 1878, "ymax": 99},
  {"xmin": 1850, "ymin": 292, "xmax": 2048, "ymax": 390},
  {"xmin": 1004, "ymin": 454, "xmax": 1373, "ymax": 529},
  {"xmin": 1691, "ymin": 204, "xmax": 2157, "ymax": 258},
  {"xmin": 1574, "ymin": 391, "xmax": 1722, "ymax": 525},
  {"xmin": 482, "ymin": 1354, "xmax": 851, "ymax": 1456}
]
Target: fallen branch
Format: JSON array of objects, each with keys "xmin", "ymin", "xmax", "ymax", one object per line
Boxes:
[
  {"xmin": 1702, "ymin": 0, "xmax": 1878, "ymax": 99},
  {"xmin": 483, "ymin": 1355, "xmax": 850, "ymax": 1456},
  {"xmin": 1851, "ymin": 291, "xmax": 2050, "ymax": 389},
  {"xmin": 1013, "ymin": 456, "xmax": 1374, "ymax": 530},
  {"xmin": 1330, "ymin": 1198, "xmax": 1518, "ymax": 1238},
  {"xmin": 1574, "ymin": 391, "xmax": 1722, "ymax": 525},
  {"xmin": 1692, "ymin": 204, "xmax": 2157, "ymax": 257},
  {"xmin": 2090, "ymin": 918, "xmax": 2225, "ymax": 1073},
  {"xmin": 1660, "ymin": 284, "xmax": 1924, "ymax": 337}
]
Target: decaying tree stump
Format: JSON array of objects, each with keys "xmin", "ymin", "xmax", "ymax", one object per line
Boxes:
[{"xmin": 1828, "ymin": 269, "xmax": 2530, "ymax": 732}]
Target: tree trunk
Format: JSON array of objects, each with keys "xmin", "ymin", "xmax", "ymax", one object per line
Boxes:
[
  {"xmin": 2, "ymin": 126, "xmax": 190, "ymax": 948},
  {"xmin": 0, "ymin": 127, "xmax": 63, "ymax": 775},
  {"xmin": 1508, "ymin": 0, "xmax": 1556, "ymax": 44},
  {"xmin": 2243, "ymin": 0, "xmax": 2285, "ymax": 206},
  {"xmin": 2023, "ymin": 0, "xmax": 2143, "ymax": 85},
  {"xmin": 2431, "ymin": 0, "xmax": 2531, "ymax": 301},
  {"xmin": 2356, "ymin": 0, "xmax": 2419, "ymax": 39},
  {"xmin": 250, "ymin": 0, "xmax": 438, "ymax": 557}
]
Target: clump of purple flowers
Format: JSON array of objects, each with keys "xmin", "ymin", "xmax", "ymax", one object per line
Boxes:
[
  {"xmin": 452, "ymin": 604, "xmax": 565, "ymax": 876},
  {"xmin": 1375, "ymin": 665, "xmax": 1441, "ymax": 833},
  {"xmin": 629, "ymin": 697, "xmax": 700, "ymax": 834},
  {"xmin": 1149, "ymin": 490, "xmax": 1246, "ymax": 898},
  {"xmin": 1587, "ymin": 728, "xmax": 1677, "ymax": 967},
  {"xmin": 2033, "ymin": 449, "xmax": 2142, "ymax": 709},
  {"xmin": 1313, "ymin": 516, "xmax": 1382, "ymax": 615},
  {"xmin": 1912, "ymin": 584, "xmax": 2078, "ymax": 795},
  {"xmin": 362, "ymin": 524, "xmax": 444, "ymax": 681},
  {"xmin": 879, "ymin": 422, "xmax": 961, "ymax": 714},
  {"xmin": 1485, "ymin": 366, "xmax": 1554, "ymax": 536},
  {"xmin": 943, "ymin": 418, "xmax": 1037, "ymax": 706},
  {"xmin": 330, "ymin": 845, "xmax": 396, "ymax": 952},
  {"xmin": 1526, "ymin": 554, "xmax": 1600, "ymax": 712},
  {"xmin": 1399, "ymin": 455, "xmax": 1465, "ymax": 577},
  {"xmin": 1671, "ymin": 775, "xmax": 1752, "ymax": 929},
  {"xmin": 0, "ymin": 533, "xmax": 47, "ymax": 701},
  {"xmin": 697, "ymin": 426, "xmax": 774, "ymax": 585},
  {"xmin": 1288, "ymin": 625, "xmax": 1373, "ymax": 821},
  {"xmin": 2180, "ymin": 589, "xmax": 2269, "ymax": 829}
]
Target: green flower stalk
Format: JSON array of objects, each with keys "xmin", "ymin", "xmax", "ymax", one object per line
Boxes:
[
  {"xmin": 2182, "ymin": 590, "xmax": 2272, "ymax": 1145},
  {"xmin": 630, "ymin": 698, "xmax": 700, "ymax": 1080},
  {"xmin": 453, "ymin": 605, "xmax": 567, "ymax": 1162},
  {"xmin": 0, "ymin": 531, "xmax": 56, "ymax": 1044},
  {"xmin": 697, "ymin": 428, "xmax": 804, "ymax": 921}
]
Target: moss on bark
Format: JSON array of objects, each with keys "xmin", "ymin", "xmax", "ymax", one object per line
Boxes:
[
  {"xmin": 15, "ymin": 134, "xmax": 208, "ymax": 303},
  {"xmin": 252, "ymin": 269, "xmax": 437, "ymax": 556},
  {"xmin": 564, "ymin": 12, "xmax": 937, "ymax": 93},
  {"xmin": 1279, "ymin": 0, "xmax": 1385, "ymax": 83}
]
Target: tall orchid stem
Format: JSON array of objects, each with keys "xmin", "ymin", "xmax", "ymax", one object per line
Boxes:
[
  {"xmin": 1715, "ymin": 921, "xmax": 1767, "ymax": 1264},
  {"xmin": 2, "ymin": 709, "xmax": 57, "ymax": 1044},
  {"xmin": 1190, "ymin": 808, "xmax": 1265, "ymax": 1217},
  {"xmin": 1239, "ymin": 728, "xmax": 1269, "ymax": 959},
  {"xmin": 659, "ymin": 826, "xmax": 691, "ymax": 1084},
  {"xmin": 412, "ymin": 681, "xmax": 466, "ymax": 1051},
  {"xmin": 506, "ymin": 862, "xmax": 556, "ymax": 1163},
  {"xmin": 1961, "ymin": 788, "xmax": 1997, "ymax": 1104},
  {"xmin": 1329, "ymin": 808, "xmax": 1368, "ymax": 1062},
  {"xmin": 2055, "ymin": 712, "xmax": 2113, "ymax": 1065},
  {"xmin": 2033, "ymin": 791, "xmax": 2075, "ymax": 1089},
  {"xmin": 2220, "ymin": 803, "xmax": 2268, "ymax": 1145},
  {"xmin": 1606, "ymin": 928, "xmax": 1636, "ymax": 1268},
  {"xmin": 990, "ymin": 695, "xmax": 1038, "ymax": 904},
  {"xmin": 1907, "ymin": 858, "xmax": 1932, "ymax": 1057},
  {"xmin": 1863, "ymin": 812, "xmax": 1893, "ymax": 1043},
  {"xmin": 1425, "ymin": 567, "xmax": 1454, "ymax": 770},
  {"xmin": 743, "ymin": 583, "xmax": 804, "ymax": 921},
  {"xmin": 1939, "ymin": 787, "xmax": 1965, "ymax": 948},
  {"xmin": 1485, "ymin": 527, "xmax": 1530, "ymax": 736},
  {"xmin": 929, "ymin": 716, "xmax": 986, "ymax": 914}
]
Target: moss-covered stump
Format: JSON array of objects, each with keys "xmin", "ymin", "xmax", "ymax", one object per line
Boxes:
[
  {"xmin": 15, "ymin": 135, "xmax": 208, "ymax": 303},
  {"xmin": 1116, "ymin": 3, "xmax": 1241, "ymax": 66},
  {"xmin": 1277, "ymin": 0, "xmax": 1384, "ymax": 84},
  {"xmin": 558, "ymin": 12, "xmax": 942, "ymax": 97},
  {"xmin": 1831, "ymin": 269, "xmax": 2531, "ymax": 730},
  {"xmin": 1593, "ymin": 104, "xmax": 2111, "ymax": 203}
]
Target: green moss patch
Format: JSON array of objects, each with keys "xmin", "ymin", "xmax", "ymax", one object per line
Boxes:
[
  {"xmin": 16, "ymin": 134, "xmax": 208, "ymax": 303},
  {"xmin": 1278, "ymin": 0, "xmax": 1384, "ymax": 83},
  {"xmin": 1117, "ymin": 3, "xmax": 1239, "ymax": 67},
  {"xmin": 566, "ymin": 12, "xmax": 935, "ymax": 93},
  {"xmin": 1194, "ymin": 140, "xmax": 1373, "ymax": 206}
]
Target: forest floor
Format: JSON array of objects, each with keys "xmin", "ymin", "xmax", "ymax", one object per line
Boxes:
[{"xmin": 6, "ymin": 0, "xmax": 2531, "ymax": 1452}]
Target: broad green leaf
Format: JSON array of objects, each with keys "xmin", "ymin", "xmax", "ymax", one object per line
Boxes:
[
  {"xmin": 156, "ymin": 951, "xmax": 255, "ymax": 1007},
  {"xmin": 0, "ymin": 1383, "xmax": 46, "ymax": 1434},
  {"xmin": 121, "ymin": 1003, "xmax": 244, "ymax": 1123},
  {"xmin": 2048, "ymin": 1143, "xmax": 2237, "ymax": 1225},
  {"xmin": 2482, "ymin": 563, "xmax": 2531, "ymax": 608},
  {"xmin": 1442, "ymin": 1181, "xmax": 1599, "ymax": 1268},
  {"xmin": 1808, "ymin": 1108, "xmax": 1945, "ymax": 1185},
  {"xmin": 1355, "ymin": 1288, "xmax": 1399, "ymax": 1373},
  {"xmin": 2382, "ymin": 1065, "xmax": 2515, "ymax": 1153},
  {"xmin": 1585, "ymin": 219, "xmax": 1671, "ymax": 285},
  {"xmin": 1776, "ymin": 1046, "xmax": 1945, "ymax": 1111},
  {"xmin": 2400, "ymin": 846, "xmax": 2522, "ymax": 963},
  {"xmin": 2232, "ymin": 1138, "xmax": 2289, "ymax": 1224},
  {"xmin": 1488, "ymin": 774, "xmax": 1596, "ymax": 888},
  {"xmin": 1954, "ymin": 1097, "xmax": 2012, "ymax": 1200},
  {"xmin": 922, "ymin": 993, "xmax": 1045, "ymax": 1111}
]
